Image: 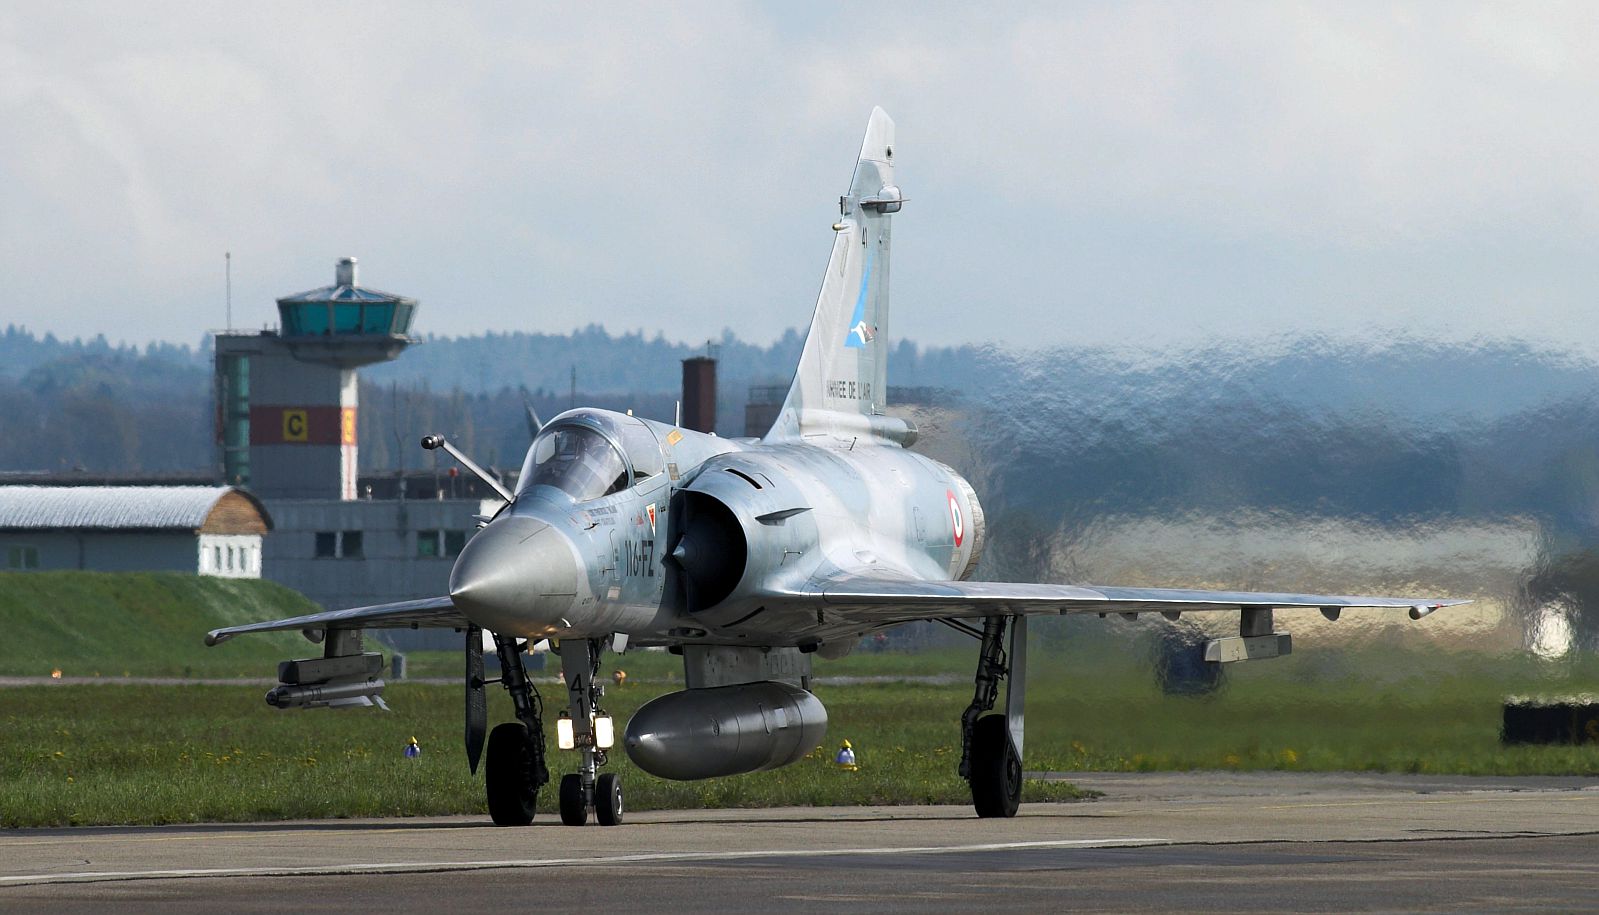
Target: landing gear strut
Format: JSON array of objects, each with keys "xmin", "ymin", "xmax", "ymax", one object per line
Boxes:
[
  {"xmin": 558, "ymin": 637, "xmax": 624, "ymax": 826},
  {"xmin": 479, "ymin": 628, "xmax": 550, "ymax": 826},
  {"xmin": 957, "ymin": 614, "xmax": 1027, "ymax": 818}
]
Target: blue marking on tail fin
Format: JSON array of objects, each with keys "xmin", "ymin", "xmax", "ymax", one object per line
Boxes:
[{"xmin": 845, "ymin": 249, "xmax": 875, "ymax": 348}]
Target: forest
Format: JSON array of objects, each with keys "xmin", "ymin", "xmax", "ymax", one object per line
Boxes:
[
  {"xmin": 9, "ymin": 322, "xmax": 1599, "ymax": 645},
  {"xmin": 6, "ymin": 323, "xmax": 1599, "ymax": 536}
]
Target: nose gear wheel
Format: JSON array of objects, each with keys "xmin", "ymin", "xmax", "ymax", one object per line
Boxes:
[
  {"xmin": 596, "ymin": 772, "xmax": 624, "ymax": 825},
  {"xmin": 559, "ymin": 773, "xmax": 588, "ymax": 826}
]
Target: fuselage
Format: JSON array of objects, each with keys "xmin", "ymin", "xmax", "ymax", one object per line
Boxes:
[{"xmin": 446, "ymin": 408, "xmax": 985, "ymax": 650}]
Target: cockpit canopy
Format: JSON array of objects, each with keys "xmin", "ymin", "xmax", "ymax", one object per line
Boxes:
[{"xmin": 516, "ymin": 410, "xmax": 665, "ymax": 503}]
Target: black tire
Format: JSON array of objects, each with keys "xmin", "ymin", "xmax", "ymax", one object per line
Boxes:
[
  {"xmin": 970, "ymin": 714, "xmax": 1022, "ymax": 818},
  {"xmin": 485, "ymin": 722, "xmax": 537, "ymax": 827},
  {"xmin": 559, "ymin": 773, "xmax": 588, "ymax": 826},
  {"xmin": 595, "ymin": 772, "xmax": 624, "ymax": 826}
]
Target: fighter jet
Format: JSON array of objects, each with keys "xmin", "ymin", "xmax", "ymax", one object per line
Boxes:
[{"xmin": 207, "ymin": 108, "xmax": 1463, "ymax": 826}]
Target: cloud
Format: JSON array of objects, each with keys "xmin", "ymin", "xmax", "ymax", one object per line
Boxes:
[{"xmin": 4, "ymin": 3, "xmax": 1599, "ymax": 352}]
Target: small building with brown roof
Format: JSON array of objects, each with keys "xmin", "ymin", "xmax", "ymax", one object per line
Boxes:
[{"xmin": 0, "ymin": 486, "xmax": 272, "ymax": 578}]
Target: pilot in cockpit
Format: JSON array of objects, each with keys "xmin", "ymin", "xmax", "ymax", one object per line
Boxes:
[
  {"xmin": 518, "ymin": 412, "xmax": 666, "ymax": 504},
  {"xmin": 520, "ymin": 424, "xmax": 630, "ymax": 502}
]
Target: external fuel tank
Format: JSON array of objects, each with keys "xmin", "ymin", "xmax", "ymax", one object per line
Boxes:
[{"xmin": 623, "ymin": 680, "xmax": 827, "ymax": 780}]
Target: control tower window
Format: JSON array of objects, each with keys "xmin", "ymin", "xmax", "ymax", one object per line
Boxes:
[
  {"xmin": 362, "ymin": 304, "xmax": 395, "ymax": 333},
  {"xmin": 334, "ymin": 303, "xmax": 360, "ymax": 334},
  {"xmin": 520, "ymin": 425, "xmax": 629, "ymax": 502}
]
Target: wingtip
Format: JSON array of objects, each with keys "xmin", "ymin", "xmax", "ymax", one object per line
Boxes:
[
  {"xmin": 204, "ymin": 630, "xmax": 227, "ymax": 647},
  {"xmin": 1408, "ymin": 599, "xmax": 1472, "ymax": 620}
]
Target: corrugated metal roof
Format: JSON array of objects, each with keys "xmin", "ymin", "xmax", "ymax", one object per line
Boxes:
[{"xmin": 0, "ymin": 486, "xmax": 247, "ymax": 531}]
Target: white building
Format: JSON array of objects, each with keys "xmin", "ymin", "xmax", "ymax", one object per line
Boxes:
[{"xmin": 0, "ymin": 486, "xmax": 272, "ymax": 578}]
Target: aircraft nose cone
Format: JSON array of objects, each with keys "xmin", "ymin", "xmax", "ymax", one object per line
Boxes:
[{"xmin": 449, "ymin": 515, "xmax": 582, "ymax": 637}]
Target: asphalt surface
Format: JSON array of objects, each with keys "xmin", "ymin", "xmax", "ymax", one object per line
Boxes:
[{"xmin": 3, "ymin": 771, "xmax": 1597, "ymax": 912}]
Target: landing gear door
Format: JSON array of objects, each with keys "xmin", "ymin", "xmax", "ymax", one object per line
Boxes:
[{"xmin": 1005, "ymin": 614, "xmax": 1026, "ymax": 758}]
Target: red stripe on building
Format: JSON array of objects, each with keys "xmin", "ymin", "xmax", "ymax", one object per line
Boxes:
[{"xmin": 248, "ymin": 406, "xmax": 356, "ymax": 445}]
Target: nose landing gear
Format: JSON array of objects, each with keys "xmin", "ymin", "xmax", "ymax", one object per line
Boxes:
[{"xmin": 556, "ymin": 637, "xmax": 624, "ymax": 827}]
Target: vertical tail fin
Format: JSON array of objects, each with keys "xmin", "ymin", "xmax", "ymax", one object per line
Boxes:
[{"xmin": 765, "ymin": 107, "xmax": 907, "ymax": 444}]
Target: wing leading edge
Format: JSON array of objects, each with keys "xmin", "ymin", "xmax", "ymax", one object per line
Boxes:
[
  {"xmin": 804, "ymin": 575, "xmax": 1467, "ymax": 620},
  {"xmin": 204, "ymin": 596, "xmax": 466, "ymax": 646}
]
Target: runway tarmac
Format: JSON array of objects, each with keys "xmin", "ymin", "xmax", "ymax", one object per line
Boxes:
[{"xmin": 4, "ymin": 771, "xmax": 1597, "ymax": 912}]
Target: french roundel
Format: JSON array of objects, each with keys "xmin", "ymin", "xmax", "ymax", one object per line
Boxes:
[{"xmin": 947, "ymin": 490, "xmax": 964, "ymax": 547}]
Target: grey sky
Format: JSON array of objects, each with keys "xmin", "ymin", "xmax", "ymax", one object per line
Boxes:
[{"xmin": 4, "ymin": 3, "xmax": 1598, "ymax": 353}]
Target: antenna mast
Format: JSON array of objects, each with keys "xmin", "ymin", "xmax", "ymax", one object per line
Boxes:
[{"xmin": 224, "ymin": 251, "xmax": 232, "ymax": 330}]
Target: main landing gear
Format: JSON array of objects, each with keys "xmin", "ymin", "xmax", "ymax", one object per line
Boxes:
[
  {"xmin": 472, "ymin": 626, "xmax": 551, "ymax": 827},
  {"xmin": 951, "ymin": 614, "xmax": 1027, "ymax": 818}
]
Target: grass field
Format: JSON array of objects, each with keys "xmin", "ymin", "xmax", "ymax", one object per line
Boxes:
[
  {"xmin": 0, "ymin": 571, "xmax": 315, "ymax": 678},
  {"xmin": 3, "ymin": 572, "xmax": 1597, "ymax": 827},
  {"xmin": 6, "ymin": 635, "xmax": 1599, "ymax": 827},
  {"xmin": 0, "ymin": 679, "xmax": 1084, "ymax": 827},
  {"xmin": 396, "ymin": 643, "xmax": 974, "ymax": 681}
]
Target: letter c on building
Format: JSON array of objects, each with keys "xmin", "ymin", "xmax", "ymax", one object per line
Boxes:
[{"xmin": 283, "ymin": 409, "xmax": 309, "ymax": 442}]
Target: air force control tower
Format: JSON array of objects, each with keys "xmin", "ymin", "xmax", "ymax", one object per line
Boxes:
[
  {"xmin": 214, "ymin": 259, "xmax": 487, "ymax": 647},
  {"xmin": 215, "ymin": 257, "xmax": 415, "ymax": 500}
]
